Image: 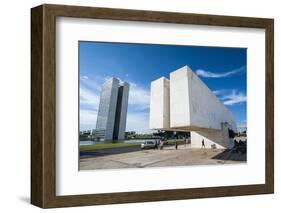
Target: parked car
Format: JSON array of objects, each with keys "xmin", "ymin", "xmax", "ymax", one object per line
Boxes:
[
  {"xmin": 141, "ymin": 141, "xmax": 156, "ymax": 149},
  {"xmin": 163, "ymin": 141, "xmax": 169, "ymax": 145}
]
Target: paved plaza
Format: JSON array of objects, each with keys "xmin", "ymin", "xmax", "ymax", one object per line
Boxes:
[{"xmin": 79, "ymin": 145, "xmax": 246, "ymax": 170}]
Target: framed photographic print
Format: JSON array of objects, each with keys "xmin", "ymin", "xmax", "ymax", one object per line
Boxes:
[{"xmin": 31, "ymin": 4, "xmax": 274, "ymax": 208}]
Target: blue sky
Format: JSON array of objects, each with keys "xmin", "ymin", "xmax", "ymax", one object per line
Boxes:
[{"xmin": 79, "ymin": 41, "xmax": 247, "ymax": 133}]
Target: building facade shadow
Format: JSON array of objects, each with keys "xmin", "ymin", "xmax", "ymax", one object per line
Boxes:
[{"xmin": 211, "ymin": 149, "xmax": 247, "ymax": 161}]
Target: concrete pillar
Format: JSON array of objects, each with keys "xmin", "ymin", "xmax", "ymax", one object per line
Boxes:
[
  {"xmin": 170, "ymin": 66, "xmax": 191, "ymax": 128},
  {"xmin": 149, "ymin": 77, "xmax": 170, "ymax": 129}
]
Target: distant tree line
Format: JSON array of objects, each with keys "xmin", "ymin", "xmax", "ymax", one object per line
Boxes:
[{"xmin": 152, "ymin": 130, "xmax": 190, "ymax": 139}]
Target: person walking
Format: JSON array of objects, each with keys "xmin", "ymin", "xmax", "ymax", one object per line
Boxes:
[
  {"xmin": 185, "ymin": 137, "xmax": 189, "ymax": 148},
  {"xmin": 175, "ymin": 141, "xmax": 178, "ymax": 150},
  {"xmin": 159, "ymin": 139, "xmax": 164, "ymax": 150},
  {"xmin": 155, "ymin": 139, "xmax": 159, "ymax": 150},
  {"xmin": 201, "ymin": 139, "xmax": 205, "ymax": 148}
]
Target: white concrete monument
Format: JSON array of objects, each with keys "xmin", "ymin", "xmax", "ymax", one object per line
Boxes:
[{"xmin": 149, "ymin": 66, "xmax": 237, "ymax": 149}]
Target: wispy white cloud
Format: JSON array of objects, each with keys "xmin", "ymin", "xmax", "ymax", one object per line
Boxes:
[
  {"xmin": 80, "ymin": 76, "xmax": 101, "ymax": 92},
  {"xmin": 237, "ymin": 123, "xmax": 247, "ymax": 128},
  {"xmin": 213, "ymin": 89, "xmax": 229, "ymax": 96},
  {"xmin": 128, "ymin": 82, "xmax": 150, "ymax": 110},
  {"xmin": 80, "ymin": 77, "xmax": 151, "ymax": 131},
  {"xmin": 213, "ymin": 89, "xmax": 246, "ymax": 106},
  {"xmin": 80, "ymin": 86, "xmax": 100, "ymax": 109},
  {"xmin": 80, "ymin": 110, "xmax": 152, "ymax": 133},
  {"xmin": 126, "ymin": 112, "xmax": 152, "ymax": 134},
  {"xmin": 81, "ymin": 76, "xmax": 151, "ymax": 109},
  {"xmin": 196, "ymin": 66, "xmax": 245, "ymax": 78},
  {"xmin": 80, "ymin": 109, "xmax": 98, "ymax": 130},
  {"xmin": 222, "ymin": 91, "xmax": 246, "ymax": 106}
]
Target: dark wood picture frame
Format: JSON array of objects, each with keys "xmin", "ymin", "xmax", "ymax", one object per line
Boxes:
[{"xmin": 31, "ymin": 4, "xmax": 274, "ymax": 208}]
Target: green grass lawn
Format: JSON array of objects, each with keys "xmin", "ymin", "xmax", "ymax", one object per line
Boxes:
[{"xmin": 80, "ymin": 142, "xmax": 142, "ymax": 151}]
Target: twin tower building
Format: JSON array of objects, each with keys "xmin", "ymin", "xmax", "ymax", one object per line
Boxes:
[{"xmin": 95, "ymin": 78, "xmax": 129, "ymax": 141}]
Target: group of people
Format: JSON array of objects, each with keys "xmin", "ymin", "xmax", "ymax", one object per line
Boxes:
[
  {"xmin": 154, "ymin": 138, "xmax": 245, "ymax": 151},
  {"xmin": 154, "ymin": 138, "xmax": 165, "ymax": 150},
  {"xmin": 154, "ymin": 137, "xmax": 191, "ymax": 150}
]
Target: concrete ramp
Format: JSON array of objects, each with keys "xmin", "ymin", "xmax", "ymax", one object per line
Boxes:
[{"xmin": 149, "ymin": 66, "xmax": 237, "ymax": 149}]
